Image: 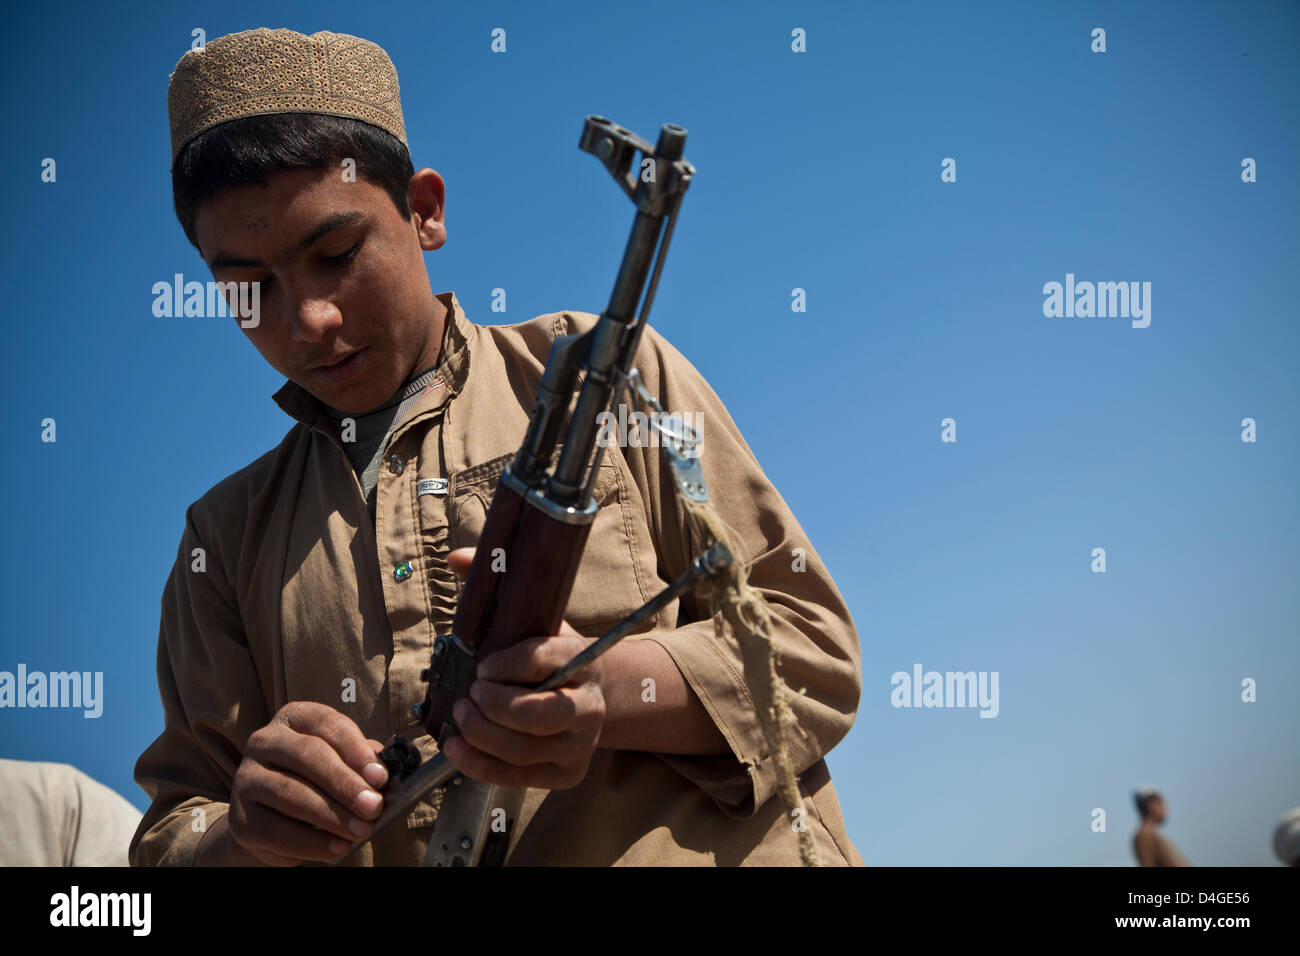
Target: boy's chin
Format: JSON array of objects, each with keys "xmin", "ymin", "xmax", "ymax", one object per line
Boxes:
[
  {"xmin": 305, "ymin": 377, "xmax": 391, "ymax": 415},
  {"xmin": 299, "ymin": 351, "xmax": 406, "ymax": 414}
]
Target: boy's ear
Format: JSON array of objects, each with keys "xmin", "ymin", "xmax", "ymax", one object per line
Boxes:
[{"xmin": 408, "ymin": 168, "xmax": 446, "ymax": 251}]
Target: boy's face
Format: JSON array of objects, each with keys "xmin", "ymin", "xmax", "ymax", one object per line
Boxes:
[
  {"xmin": 1148, "ymin": 796, "xmax": 1167, "ymax": 823},
  {"xmin": 194, "ymin": 165, "xmax": 446, "ymax": 414}
]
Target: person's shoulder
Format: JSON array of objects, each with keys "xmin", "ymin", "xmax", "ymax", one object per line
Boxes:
[
  {"xmin": 464, "ymin": 307, "xmax": 713, "ymax": 410},
  {"xmin": 468, "ymin": 307, "xmax": 601, "ymax": 360},
  {"xmin": 182, "ymin": 424, "xmax": 309, "ymax": 542},
  {"xmin": 476, "ymin": 308, "xmax": 696, "ymax": 371},
  {"xmin": 5, "ymin": 760, "xmax": 136, "ymax": 811},
  {"xmin": 0, "ymin": 760, "xmax": 100, "ymax": 811},
  {"xmin": 0, "ymin": 758, "xmax": 79, "ymax": 793}
]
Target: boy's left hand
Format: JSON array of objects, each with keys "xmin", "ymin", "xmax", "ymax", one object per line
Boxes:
[{"xmin": 442, "ymin": 547, "xmax": 606, "ymax": 790}]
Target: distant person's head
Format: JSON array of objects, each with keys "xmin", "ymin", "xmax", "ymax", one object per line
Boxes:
[
  {"xmin": 1273, "ymin": 807, "xmax": 1300, "ymax": 866},
  {"xmin": 1134, "ymin": 787, "xmax": 1167, "ymax": 824}
]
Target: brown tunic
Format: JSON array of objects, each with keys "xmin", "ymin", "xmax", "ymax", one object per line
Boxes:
[{"xmin": 130, "ymin": 291, "xmax": 864, "ymax": 866}]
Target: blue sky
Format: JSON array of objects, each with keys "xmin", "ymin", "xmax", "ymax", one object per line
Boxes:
[{"xmin": 2, "ymin": 0, "xmax": 1296, "ymax": 866}]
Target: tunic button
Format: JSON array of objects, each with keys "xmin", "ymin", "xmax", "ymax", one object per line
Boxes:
[
  {"xmin": 388, "ymin": 454, "xmax": 405, "ymax": 475},
  {"xmin": 394, "ymin": 560, "xmax": 413, "ymax": 582}
]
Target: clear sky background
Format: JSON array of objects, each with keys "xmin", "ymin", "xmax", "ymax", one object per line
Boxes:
[{"xmin": 2, "ymin": 0, "xmax": 1296, "ymax": 866}]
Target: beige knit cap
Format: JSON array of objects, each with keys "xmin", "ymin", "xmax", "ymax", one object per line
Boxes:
[{"xmin": 168, "ymin": 28, "xmax": 407, "ymax": 163}]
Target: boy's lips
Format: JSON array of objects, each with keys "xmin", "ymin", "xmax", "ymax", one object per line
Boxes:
[{"xmin": 309, "ymin": 347, "xmax": 370, "ymax": 385}]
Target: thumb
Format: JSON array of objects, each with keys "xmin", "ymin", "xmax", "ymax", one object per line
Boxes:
[{"xmin": 447, "ymin": 546, "xmax": 475, "ymax": 577}]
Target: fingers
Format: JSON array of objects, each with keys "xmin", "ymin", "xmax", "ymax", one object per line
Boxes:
[
  {"xmin": 228, "ymin": 702, "xmax": 388, "ymax": 864},
  {"xmin": 446, "ymin": 670, "xmax": 605, "ymax": 790},
  {"xmin": 446, "ymin": 546, "xmax": 475, "ymax": 576},
  {"xmin": 461, "ymin": 680, "xmax": 598, "ymax": 737},
  {"xmin": 363, "ymin": 739, "xmax": 388, "ymax": 790},
  {"xmin": 279, "ymin": 702, "xmax": 389, "ymax": 797},
  {"xmin": 477, "ymin": 634, "xmax": 593, "ymax": 685},
  {"xmin": 454, "ymin": 687, "xmax": 601, "ymax": 754},
  {"xmin": 442, "ymin": 733, "xmax": 591, "ymax": 791},
  {"xmin": 242, "ymin": 741, "xmax": 376, "ymax": 840},
  {"xmin": 259, "ymin": 704, "xmax": 385, "ymax": 821},
  {"xmin": 426, "ymin": 617, "xmax": 606, "ymax": 791},
  {"xmin": 231, "ymin": 802, "xmax": 357, "ymax": 865}
]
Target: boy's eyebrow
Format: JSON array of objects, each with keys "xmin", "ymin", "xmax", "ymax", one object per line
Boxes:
[
  {"xmin": 295, "ymin": 210, "xmax": 366, "ymax": 252},
  {"xmin": 208, "ymin": 211, "xmax": 367, "ymax": 270}
]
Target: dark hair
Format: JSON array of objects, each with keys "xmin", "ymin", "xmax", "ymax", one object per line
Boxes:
[
  {"xmin": 1134, "ymin": 792, "xmax": 1160, "ymax": 818},
  {"xmin": 171, "ymin": 112, "xmax": 414, "ymax": 248}
]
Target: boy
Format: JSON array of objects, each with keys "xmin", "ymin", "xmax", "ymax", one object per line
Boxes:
[{"xmin": 131, "ymin": 27, "xmax": 863, "ymax": 866}]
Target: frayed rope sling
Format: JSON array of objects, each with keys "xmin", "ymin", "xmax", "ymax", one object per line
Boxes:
[{"xmin": 628, "ymin": 371, "xmax": 821, "ymax": 867}]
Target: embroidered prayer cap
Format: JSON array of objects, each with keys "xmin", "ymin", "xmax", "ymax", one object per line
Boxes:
[{"xmin": 168, "ymin": 28, "xmax": 407, "ymax": 164}]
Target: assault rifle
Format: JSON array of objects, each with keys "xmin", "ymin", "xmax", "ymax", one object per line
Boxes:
[{"xmin": 344, "ymin": 115, "xmax": 733, "ymax": 865}]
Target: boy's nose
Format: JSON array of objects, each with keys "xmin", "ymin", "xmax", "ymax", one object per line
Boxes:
[{"xmin": 290, "ymin": 297, "xmax": 343, "ymax": 341}]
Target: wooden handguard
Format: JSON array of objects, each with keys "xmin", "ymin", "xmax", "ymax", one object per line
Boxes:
[{"xmin": 420, "ymin": 469, "xmax": 596, "ymax": 743}]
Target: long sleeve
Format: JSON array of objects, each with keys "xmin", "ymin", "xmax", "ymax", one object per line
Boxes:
[
  {"xmin": 620, "ymin": 325, "xmax": 862, "ymax": 817},
  {"xmin": 130, "ymin": 505, "xmax": 269, "ymax": 866}
]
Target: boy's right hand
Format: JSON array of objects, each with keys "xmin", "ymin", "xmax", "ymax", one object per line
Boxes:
[{"xmin": 203, "ymin": 701, "xmax": 390, "ymax": 866}]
